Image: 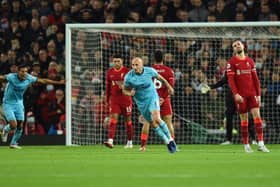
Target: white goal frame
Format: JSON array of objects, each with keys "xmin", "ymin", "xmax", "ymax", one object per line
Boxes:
[{"xmin": 65, "ymin": 21, "xmax": 280, "ymax": 146}]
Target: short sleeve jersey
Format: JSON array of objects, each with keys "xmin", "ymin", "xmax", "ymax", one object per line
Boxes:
[
  {"xmin": 106, "ymin": 66, "xmax": 132, "ymax": 103},
  {"xmin": 227, "ymin": 56, "xmax": 258, "ymax": 97},
  {"xmin": 152, "ymin": 64, "xmax": 174, "ymax": 99},
  {"xmin": 3, "ymin": 73, "xmax": 38, "ymax": 104},
  {"xmin": 124, "ymin": 67, "xmax": 159, "ymax": 106}
]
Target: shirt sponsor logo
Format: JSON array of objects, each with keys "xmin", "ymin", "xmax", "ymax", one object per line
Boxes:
[{"xmin": 241, "ymin": 69, "xmax": 251, "ymax": 74}]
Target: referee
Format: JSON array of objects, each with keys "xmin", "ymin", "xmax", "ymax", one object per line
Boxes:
[{"xmin": 210, "ymin": 73, "xmax": 256, "ymax": 144}]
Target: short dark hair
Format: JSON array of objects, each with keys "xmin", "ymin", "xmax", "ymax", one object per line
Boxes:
[
  {"xmin": 32, "ymin": 62, "xmax": 40, "ymax": 67},
  {"xmin": 154, "ymin": 50, "xmax": 163, "ymax": 63},
  {"xmin": 112, "ymin": 53, "xmax": 122, "ymax": 59},
  {"xmin": 17, "ymin": 63, "xmax": 28, "ymax": 70}
]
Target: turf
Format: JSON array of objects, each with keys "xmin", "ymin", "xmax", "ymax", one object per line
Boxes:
[{"xmin": 0, "ymin": 144, "xmax": 279, "ymax": 187}]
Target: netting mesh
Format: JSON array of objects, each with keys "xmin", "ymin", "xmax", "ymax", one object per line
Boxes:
[{"xmin": 68, "ymin": 24, "xmax": 280, "ymax": 145}]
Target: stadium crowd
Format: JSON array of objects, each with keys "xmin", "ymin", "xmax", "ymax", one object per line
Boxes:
[{"xmin": 0, "ymin": 0, "xmax": 279, "ymax": 142}]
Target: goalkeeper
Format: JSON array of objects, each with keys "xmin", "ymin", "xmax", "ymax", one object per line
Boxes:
[
  {"xmin": 123, "ymin": 57, "xmax": 177, "ymax": 153},
  {"xmin": 206, "ymin": 73, "xmax": 256, "ymax": 145}
]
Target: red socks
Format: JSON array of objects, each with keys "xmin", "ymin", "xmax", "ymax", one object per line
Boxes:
[
  {"xmin": 254, "ymin": 117, "xmax": 263, "ymax": 141},
  {"xmin": 126, "ymin": 121, "xmax": 133, "ymax": 141},
  {"xmin": 141, "ymin": 133, "xmax": 148, "ymax": 147},
  {"xmin": 108, "ymin": 118, "xmax": 117, "ymax": 139},
  {"xmin": 240, "ymin": 121, "xmax": 249, "ymax": 144}
]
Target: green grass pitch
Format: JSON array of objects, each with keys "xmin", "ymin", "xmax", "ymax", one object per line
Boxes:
[{"xmin": 0, "ymin": 144, "xmax": 279, "ymax": 187}]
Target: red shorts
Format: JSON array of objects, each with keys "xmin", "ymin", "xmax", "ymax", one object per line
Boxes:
[
  {"xmin": 109, "ymin": 99, "xmax": 132, "ymax": 116},
  {"xmin": 160, "ymin": 97, "xmax": 173, "ymax": 116},
  {"xmin": 236, "ymin": 95, "xmax": 260, "ymax": 114}
]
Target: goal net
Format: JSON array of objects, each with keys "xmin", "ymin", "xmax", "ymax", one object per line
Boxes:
[{"xmin": 66, "ymin": 22, "xmax": 280, "ymax": 146}]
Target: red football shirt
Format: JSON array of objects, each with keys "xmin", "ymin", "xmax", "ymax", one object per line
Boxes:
[
  {"xmin": 106, "ymin": 66, "xmax": 132, "ymax": 103},
  {"xmin": 152, "ymin": 64, "xmax": 175, "ymax": 99},
  {"xmin": 227, "ymin": 56, "xmax": 260, "ymax": 97}
]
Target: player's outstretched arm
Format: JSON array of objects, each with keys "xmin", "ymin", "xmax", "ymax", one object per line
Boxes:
[
  {"xmin": 37, "ymin": 78, "xmax": 65, "ymax": 85},
  {"xmin": 209, "ymin": 74, "xmax": 227, "ymax": 89},
  {"xmin": 0, "ymin": 75, "xmax": 6, "ymax": 80}
]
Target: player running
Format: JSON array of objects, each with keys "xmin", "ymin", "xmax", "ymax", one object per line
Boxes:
[{"xmin": 123, "ymin": 57, "xmax": 177, "ymax": 153}]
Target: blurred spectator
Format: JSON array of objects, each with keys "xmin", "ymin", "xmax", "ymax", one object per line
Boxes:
[
  {"xmin": 30, "ymin": 18, "xmax": 45, "ymax": 46},
  {"xmin": 126, "ymin": 11, "xmax": 141, "ymax": 23},
  {"xmin": 30, "ymin": 41, "xmax": 40, "ymax": 59},
  {"xmin": 0, "ymin": 52, "xmax": 9, "ymax": 74},
  {"xmin": 31, "ymin": 7, "xmax": 40, "ymax": 20},
  {"xmin": 48, "ymin": 1, "xmax": 64, "ymax": 25},
  {"xmin": 191, "ymin": 68, "xmax": 208, "ymax": 93},
  {"xmin": 166, "ymin": 0, "xmax": 187, "ymax": 22},
  {"xmin": 202, "ymin": 89, "xmax": 224, "ymax": 129},
  {"xmin": 258, "ymin": 3, "xmax": 271, "ymax": 21},
  {"xmin": 40, "ymin": 15, "xmax": 49, "ymax": 36},
  {"xmin": 19, "ymin": 16, "xmax": 32, "ymax": 51},
  {"xmin": 90, "ymin": 0, "xmax": 105, "ymax": 23},
  {"xmin": 46, "ymin": 40, "xmax": 57, "ymax": 61},
  {"xmin": 207, "ymin": 0, "xmax": 216, "ymax": 15},
  {"xmin": 176, "ymin": 9, "xmax": 188, "ymax": 22},
  {"xmin": 244, "ymin": 0, "xmax": 258, "ymax": 21},
  {"xmin": 24, "ymin": 111, "xmax": 45, "ymax": 135},
  {"xmin": 37, "ymin": 49, "xmax": 50, "ymax": 77},
  {"xmin": 215, "ymin": 0, "xmax": 231, "ymax": 21},
  {"xmin": 105, "ymin": 0, "xmax": 126, "ymax": 23},
  {"xmin": 0, "ymin": 0, "xmax": 10, "ymax": 19},
  {"xmin": 143, "ymin": 5, "xmax": 156, "ymax": 22},
  {"xmin": 188, "ymin": 0, "xmax": 208, "ymax": 22},
  {"xmin": 10, "ymin": 0, "xmax": 25, "ymax": 19},
  {"xmin": 36, "ymin": 84, "xmax": 56, "ymax": 133},
  {"xmin": 235, "ymin": 12, "xmax": 245, "ymax": 21},
  {"xmin": 39, "ymin": 0, "xmax": 52, "ymax": 17},
  {"xmin": 48, "ymin": 88, "xmax": 65, "ymax": 135}
]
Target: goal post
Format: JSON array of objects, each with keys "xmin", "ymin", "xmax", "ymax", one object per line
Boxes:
[{"xmin": 66, "ymin": 22, "xmax": 280, "ymax": 146}]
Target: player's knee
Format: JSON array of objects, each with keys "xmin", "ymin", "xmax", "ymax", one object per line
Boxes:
[
  {"xmin": 152, "ymin": 118, "xmax": 161, "ymax": 124},
  {"xmin": 9, "ymin": 124, "xmax": 17, "ymax": 129}
]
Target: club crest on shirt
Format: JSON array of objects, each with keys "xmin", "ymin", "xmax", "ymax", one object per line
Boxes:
[
  {"xmin": 236, "ymin": 69, "xmax": 240, "ymax": 75},
  {"xmin": 246, "ymin": 62, "xmax": 250, "ymax": 66}
]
